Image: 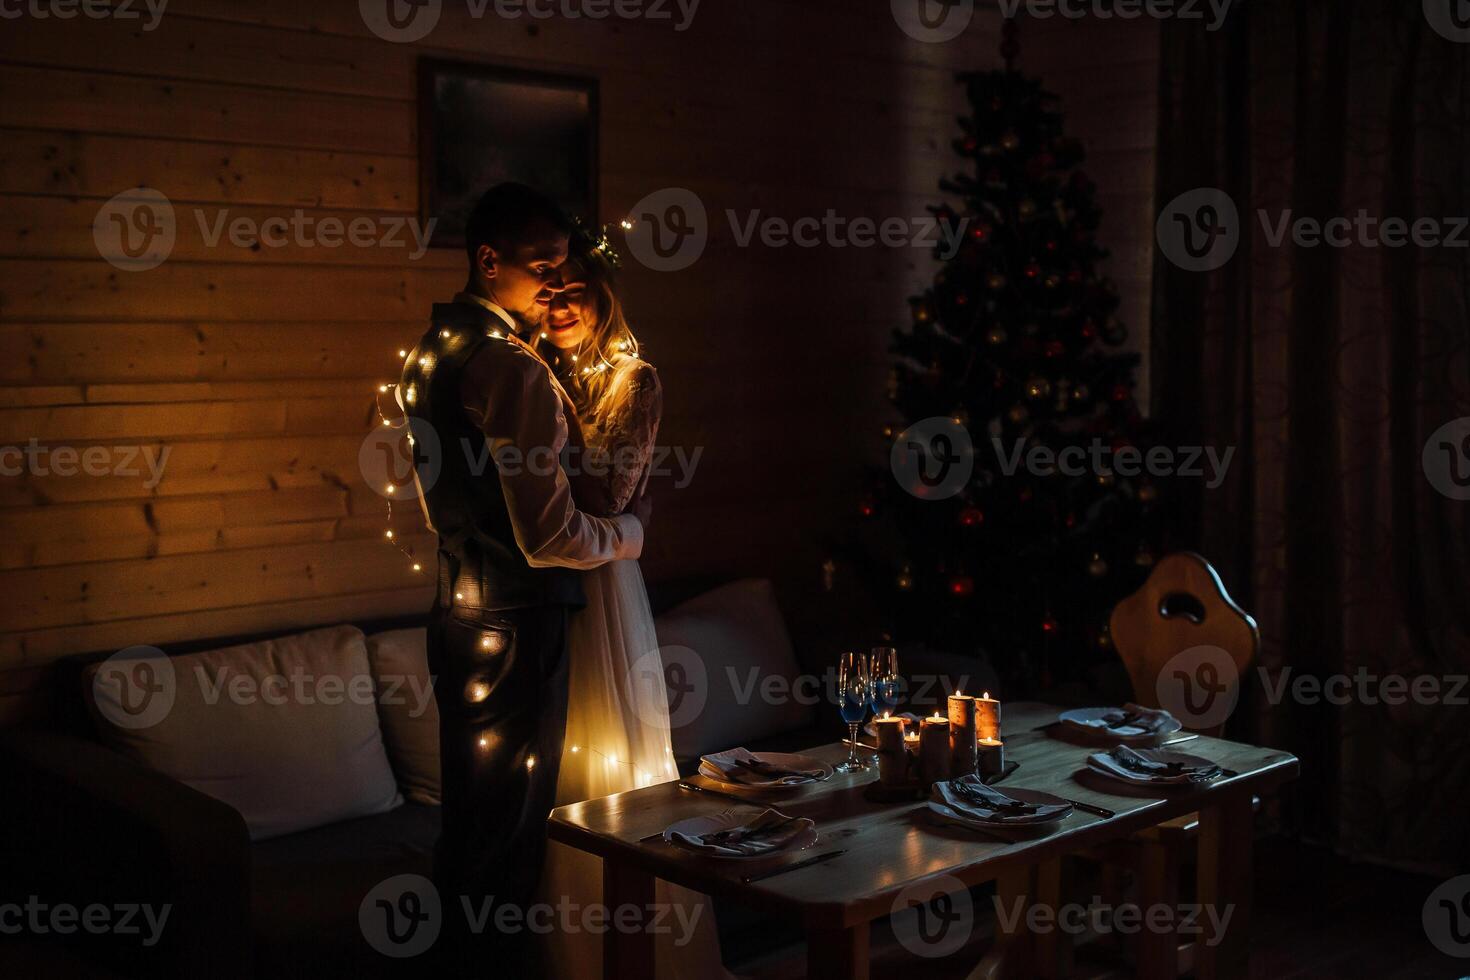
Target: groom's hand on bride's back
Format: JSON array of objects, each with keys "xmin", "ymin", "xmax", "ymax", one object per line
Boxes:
[{"xmin": 632, "ymin": 490, "xmax": 653, "ymax": 529}]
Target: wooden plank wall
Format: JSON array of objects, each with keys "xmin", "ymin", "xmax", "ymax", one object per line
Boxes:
[{"xmin": 0, "ymin": 2, "xmax": 1158, "ymax": 712}]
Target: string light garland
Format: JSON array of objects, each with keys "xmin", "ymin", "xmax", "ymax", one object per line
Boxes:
[{"xmin": 371, "ymin": 328, "xmax": 637, "ymax": 577}]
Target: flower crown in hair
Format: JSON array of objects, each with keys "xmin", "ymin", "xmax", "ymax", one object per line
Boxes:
[{"xmin": 572, "ymin": 218, "xmax": 624, "ymax": 271}]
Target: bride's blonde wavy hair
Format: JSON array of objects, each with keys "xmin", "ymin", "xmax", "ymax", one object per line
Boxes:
[{"xmin": 558, "ymin": 232, "xmax": 643, "ymax": 424}]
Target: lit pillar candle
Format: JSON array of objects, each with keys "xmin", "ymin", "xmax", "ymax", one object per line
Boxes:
[
  {"xmin": 919, "ymin": 713, "xmax": 950, "ymax": 786},
  {"xmin": 874, "ymin": 714, "xmax": 909, "ymax": 787},
  {"xmin": 948, "ymin": 691, "xmax": 978, "ymax": 778},
  {"xmin": 978, "ymin": 737, "xmax": 1005, "ymax": 779},
  {"xmin": 975, "ymin": 690, "xmax": 1002, "ymax": 742}
]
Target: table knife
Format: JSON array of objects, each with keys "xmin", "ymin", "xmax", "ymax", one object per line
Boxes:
[
  {"xmin": 1053, "ymin": 796, "xmax": 1115, "ymax": 818},
  {"xmin": 676, "ymin": 780, "xmax": 756, "ymax": 805},
  {"xmin": 741, "ymin": 848, "xmax": 846, "ymax": 884}
]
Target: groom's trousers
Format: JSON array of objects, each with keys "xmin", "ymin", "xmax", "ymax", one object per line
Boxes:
[{"xmin": 428, "ymin": 597, "xmax": 571, "ymax": 971}]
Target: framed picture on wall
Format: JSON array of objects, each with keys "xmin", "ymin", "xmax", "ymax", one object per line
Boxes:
[{"xmin": 418, "ymin": 58, "xmax": 599, "ymax": 249}]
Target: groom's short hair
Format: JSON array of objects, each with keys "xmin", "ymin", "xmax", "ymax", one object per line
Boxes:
[{"xmin": 463, "ymin": 183, "xmax": 574, "ymax": 264}]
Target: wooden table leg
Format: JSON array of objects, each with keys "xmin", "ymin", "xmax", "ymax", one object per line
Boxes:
[
  {"xmin": 603, "ymin": 860, "xmax": 656, "ymax": 979},
  {"xmin": 807, "ymin": 922, "xmax": 870, "ymax": 980},
  {"xmin": 1135, "ymin": 830, "xmax": 1181, "ymax": 980},
  {"xmin": 1033, "ymin": 857, "xmax": 1071, "ymax": 979},
  {"xmin": 1196, "ymin": 792, "xmax": 1253, "ymax": 980},
  {"xmin": 968, "ymin": 865, "xmax": 1035, "ymax": 980}
]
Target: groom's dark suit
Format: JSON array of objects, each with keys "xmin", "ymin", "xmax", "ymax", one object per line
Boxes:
[{"xmin": 401, "ymin": 294, "xmax": 642, "ymax": 965}]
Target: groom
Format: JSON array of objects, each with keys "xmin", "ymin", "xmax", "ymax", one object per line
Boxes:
[{"xmin": 400, "ymin": 183, "xmax": 647, "ymax": 969}]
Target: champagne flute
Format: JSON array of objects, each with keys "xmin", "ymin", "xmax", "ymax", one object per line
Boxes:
[
  {"xmin": 869, "ymin": 647, "xmax": 900, "ymax": 763},
  {"xmin": 870, "ymin": 647, "xmax": 900, "ymax": 715},
  {"xmin": 835, "ymin": 651, "xmax": 871, "ymax": 773}
]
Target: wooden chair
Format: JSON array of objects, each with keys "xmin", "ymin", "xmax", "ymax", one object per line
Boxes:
[
  {"xmin": 1091, "ymin": 552, "xmax": 1260, "ymax": 977},
  {"xmin": 1108, "ymin": 551, "xmax": 1259, "ymax": 738}
]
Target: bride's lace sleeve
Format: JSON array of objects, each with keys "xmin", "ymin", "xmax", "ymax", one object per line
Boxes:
[{"xmin": 597, "ymin": 361, "xmax": 663, "ymax": 515}]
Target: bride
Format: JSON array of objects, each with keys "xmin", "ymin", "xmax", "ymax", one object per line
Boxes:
[{"xmin": 535, "ymin": 228, "xmax": 734, "ymax": 980}]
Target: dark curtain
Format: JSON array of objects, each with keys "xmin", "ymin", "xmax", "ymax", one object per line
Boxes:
[{"xmin": 1153, "ymin": 0, "xmax": 1470, "ymax": 870}]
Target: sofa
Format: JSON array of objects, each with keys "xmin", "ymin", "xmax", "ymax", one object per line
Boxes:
[{"xmin": 0, "ymin": 578, "xmax": 992, "ymax": 978}]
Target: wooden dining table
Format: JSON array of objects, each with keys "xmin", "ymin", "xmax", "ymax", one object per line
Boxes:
[{"xmin": 547, "ymin": 702, "xmax": 1299, "ymax": 980}]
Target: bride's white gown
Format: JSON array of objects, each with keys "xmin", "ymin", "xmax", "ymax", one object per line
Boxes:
[{"xmin": 540, "ymin": 355, "xmax": 735, "ymax": 980}]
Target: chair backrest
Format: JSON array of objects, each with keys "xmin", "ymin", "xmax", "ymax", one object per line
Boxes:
[{"xmin": 1108, "ymin": 552, "xmax": 1259, "ymax": 734}]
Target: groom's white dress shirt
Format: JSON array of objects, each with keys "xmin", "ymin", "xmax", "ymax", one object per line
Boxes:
[{"xmin": 453, "ymin": 291, "xmax": 643, "ymax": 569}]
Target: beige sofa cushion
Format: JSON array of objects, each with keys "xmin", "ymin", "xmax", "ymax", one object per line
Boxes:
[
  {"xmin": 86, "ymin": 624, "xmax": 403, "ymax": 840},
  {"xmin": 654, "ymin": 579, "xmax": 814, "ymax": 760},
  {"xmin": 365, "ymin": 627, "xmax": 441, "ymax": 805}
]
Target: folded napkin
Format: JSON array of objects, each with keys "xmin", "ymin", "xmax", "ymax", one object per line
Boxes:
[
  {"xmin": 667, "ymin": 809, "xmax": 814, "ymax": 857},
  {"xmin": 931, "ymin": 775, "xmax": 1071, "ymax": 825},
  {"xmin": 1066, "ymin": 703, "xmax": 1178, "ymax": 737},
  {"xmin": 699, "ymin": 748, "xmax": 828, "ymax": 786},
  {"xmin": 1090, "ymin": 746, "xmax": 1222, "ymax": 784}
]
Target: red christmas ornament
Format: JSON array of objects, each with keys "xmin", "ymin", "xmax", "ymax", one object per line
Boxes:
[
  {"xmin": 859, "ymin": 499, "xmax": 876, "ymax": 518},
  {"xmin": 1080, "ymin": 319, "xmax": 1098, "ymax": 340},
  {"xmin": 949, "ymin": 576, "xmax": 975, "ymax": 597},
  {"xmin": 971, "ymin": 223, "xmax": 991, "ymax": 242},
  {"xmin": 1041, "ymin": 615, "xmax": 1059, "ymax": 634},
  {"xmin": 1024, "ymin": 262, "xmax": 1041, "ymax": 280},
  {"xmin": 959, "ymin": 507, "xmax": 984, "ymax": 527},
  {"xmin": 1044, "ymin": 239, "xmax": 1058, "ymax": 252}
]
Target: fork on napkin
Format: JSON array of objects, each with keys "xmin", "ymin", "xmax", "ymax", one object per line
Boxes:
[
  {"xmin": 667, "ymin": 809, "xmax": 815, "ymax": 857},
  {"xmin": 1093, "ymin": 745, "xmax": 1222, "ymax": 783},
  {"xmin": 931, "ymin": 775, "xmax": 1072, "ymax": 825},
  {"xmin": 699, "ymin": 748, "xmax": 828, "ymax": 786}
]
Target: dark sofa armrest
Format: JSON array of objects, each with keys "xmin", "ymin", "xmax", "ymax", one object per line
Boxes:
[{"xmin": 0, "ymin": 729, "xmax": 252, "ymax": 979}]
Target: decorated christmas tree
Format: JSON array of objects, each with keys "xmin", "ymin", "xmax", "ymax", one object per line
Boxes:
[{"xmin": 853, "ymin": 45, "xmax": 1163, "ymax": 693}]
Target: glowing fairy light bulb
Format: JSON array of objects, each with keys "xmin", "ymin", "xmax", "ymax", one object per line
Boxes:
[
  {"xmin": 398, "ymin": 349, "xmax": 408, "ymax": 358},
  {"xmin": 378, "ymin": 384, "xmax": 389, "ymax": 393},
  {"xmin": 384, "ymin": 530, "xmax": 394, "ymax": 539},
  {"xmin": 411, "ymin": 562, "xmax": 421, "ymax": 572},
  {"xmin": 526, "ymin": 755, "xmax": 537, "ymax": 771},
  {"xmin": 620, "ymin": 219, "xmax": 634, "ymax": 230},
  {"xmin": 570, "ymin": 745, "xmax": 580, "ymax": 753}
]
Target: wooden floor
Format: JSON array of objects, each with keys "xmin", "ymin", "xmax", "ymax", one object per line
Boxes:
[{"xmin": 1249, "ymin": 838, "xmax": 1463, "ymax": 980}]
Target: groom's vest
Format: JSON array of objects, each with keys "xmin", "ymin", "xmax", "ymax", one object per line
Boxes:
[{"xmin": 400, "ymin": 301, "xmax": 585, "ymax": 613}]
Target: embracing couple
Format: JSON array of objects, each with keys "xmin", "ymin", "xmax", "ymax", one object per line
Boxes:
[{"xmin": 400, "ymin": 184, "xmax": 725, "ymax": 978}]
